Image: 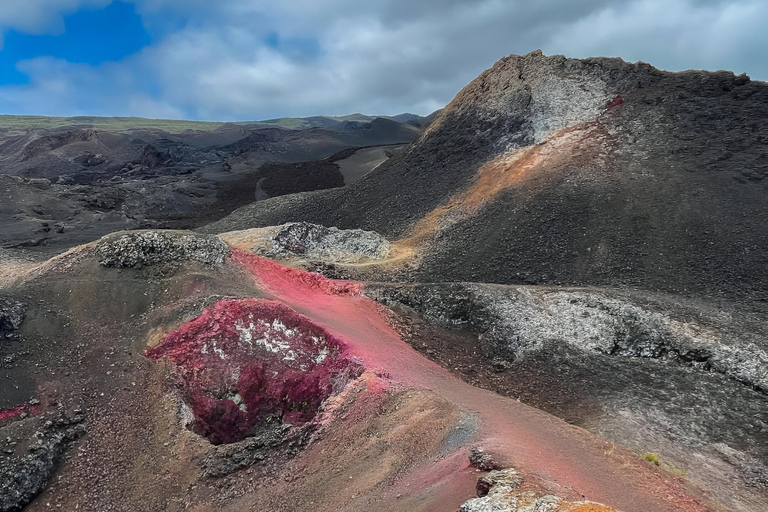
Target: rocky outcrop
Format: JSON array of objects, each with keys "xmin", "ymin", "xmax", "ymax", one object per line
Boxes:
[
  {"xmin": 369, "ymin": 281, "xmax": 768, "ymax": 511},
  {"xmin": 200, "ymin": 423, "xmax": 290, "ymax": 477},
  {"xmin": 460, "ymin": 467, "xmax": 615, "ymax": 512},
  {"xmin": 0, "ymin": 298, "xmax": 25, "ymax": 339},
  {"xmin": 96, "ymin": 231, "xmax": 229, "ymax": 268},
  {"xmin": 367, "ymin": 283, "xmax": 768, "ymax": 393},
  {"xmin": 0, "ymin": 413, "xmax": 85, "ymax": 512},
  {"xmin": 255, "ymin": 222, "xmax": 391, "ymax": 263},
  {"xmin": 470, "ymin": 446, "xmax": 500, "ymax": 471}
]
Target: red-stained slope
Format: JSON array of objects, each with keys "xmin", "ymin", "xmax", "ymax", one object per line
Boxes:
[
  {"xmin": 0, "ymin": 402, "xmax": 40, "ymax": 425},
  {"xmin": 146, "ymin": 299, "xmax": 354, "ymax": 444},
  {"xmin": 228, "ymin": 248, "xmax": 712, "ymax": 512}
]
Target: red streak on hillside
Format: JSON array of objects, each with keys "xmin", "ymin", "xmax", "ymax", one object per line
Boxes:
[
  {"xmin": 606, "ymin": 94, "xmax": 624, "ymax": 109},
  {"xmin": 0, "ymin": 402, "xmax": 40, "ymax": 424},
  {"xmin": 230, "ymin": 248, "xmax": 711, "ymax": 512}
]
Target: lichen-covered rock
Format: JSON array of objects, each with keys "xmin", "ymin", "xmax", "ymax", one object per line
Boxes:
[
  {"xmin": 367, "ymin": 283, "xmax": 768, "ymax": 393},
  {"xmin": 0, "ymin": 414, "xmax": 85, "ymax": 512},
  {"xmin": 460, "ymin": 468, "xmax": 617, "ymax": 512},
  {"xmin": 0, "ymin": 297, "xmax": 26, "ymax": 339},
  {"xmin": 460, "ymin": 469, "xmax": 559, "ymax": 512},
  {"xmin": 95, "ymin": 230, "xmax": 229, "ymax": 268},
  {"xmin": 256, "ymin": 222, "xmax": 390, "ymax": 263}
]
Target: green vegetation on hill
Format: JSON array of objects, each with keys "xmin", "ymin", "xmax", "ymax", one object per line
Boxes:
[{"xmin": 0, "ymin": 115, "xmax": 231, "ymax": 133}]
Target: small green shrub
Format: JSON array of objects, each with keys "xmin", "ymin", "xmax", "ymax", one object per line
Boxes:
[{"xmin": 642, "ymin": 452, "xmax": 660, "ymax": 466}]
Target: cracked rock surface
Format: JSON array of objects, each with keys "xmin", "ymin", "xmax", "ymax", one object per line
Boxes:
[
  {"xmin": 96, "ymin": 230, "xmax": 230, "ymax": 268},
  {"xmin": 255, "ymin": 222, "xmax": 391, "ymax": 263}
]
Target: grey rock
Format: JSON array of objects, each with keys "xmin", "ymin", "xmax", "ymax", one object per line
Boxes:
[
  {"xmin": 96, "ymin": 230, "xmax": 230, "ymax": 268},
  {"xmin": 367, "ymin": 283, "xmax": 768, "ymax": 393},
  {"xmin": 200, "ymin": 424, "xmax": 291, "ymax": 478},
  {"xmin": 0, "ymin": 298, "xmax": 26, "ymax": 339},
  {"xmin": 460, "ymin": 468, "xmax": 562, "ymax": 512},
  {"xmin": 470, "ymin": 447, "xmax": 499, "ymax": 471},
  {"xmin": 257, "ymin": 222, "xmax": 390, "ymax": 263},
  {"xmin": 0, "ymin": 415, "xmax": 85, "ymax": 512}
]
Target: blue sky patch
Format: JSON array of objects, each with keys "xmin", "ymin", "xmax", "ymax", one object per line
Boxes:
[{"xmin": 0, "ymin": 1, "xmax": 150, "ymax": 85}]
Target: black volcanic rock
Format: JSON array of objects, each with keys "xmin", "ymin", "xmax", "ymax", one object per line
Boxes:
[
  {"xmin": 0, "ymin": 414, "xmax": 85, "ymax": 512},
  {"xmin": 254, "ymin": 160, "xmax": 345, "ymax": 198},
  {"xmin": 0, "ymin": 297, "xmax": 25, "ymax": 339}
]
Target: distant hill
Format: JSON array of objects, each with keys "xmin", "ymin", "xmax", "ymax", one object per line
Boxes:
[
  {"xmin": 0, "ymin": 111, "xmax": 437, "ymax": 133},
  {"xmin": 0, "ymin": 113, "xmax": 424, "ymax": 252}
]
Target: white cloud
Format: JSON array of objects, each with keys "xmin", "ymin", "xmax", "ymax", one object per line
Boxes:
[
  {"xmin": 1, "ymin": 0, "xmax": 767, "ymax": 120},
  {"xmin": 544, "ymin": 0, "xmax": 768, "ymax": 77},
  {"xmin": 0, "ymin": 0, "xmax": 109, "ymax": 38}
]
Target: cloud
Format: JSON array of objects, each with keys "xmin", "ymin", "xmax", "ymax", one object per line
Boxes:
[
  {"xmin": 0, "ymin": 0, "xmax": 109, "ymax": 38},
  {"xmin": 1, "ymin": 0, "xmax": 767, "ymax": 120},
  {"xmin": 545, "ymin": 0, "xmax": 768, "ymax": 76}
]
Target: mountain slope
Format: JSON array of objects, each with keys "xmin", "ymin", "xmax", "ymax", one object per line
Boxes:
[{"xmin": 205, "ymin": 50, "xmax": 768, "ymax": 302}]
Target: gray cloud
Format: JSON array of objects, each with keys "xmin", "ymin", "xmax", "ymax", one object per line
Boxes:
[{"xmin": 1, "ymin": 0, "xmax": 766, "ymax": 120}]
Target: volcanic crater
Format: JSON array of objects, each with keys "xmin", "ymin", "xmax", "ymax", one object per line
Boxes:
[{"xmin": 146, "ymin": 298, "xmax": 355, "ymax": 445}]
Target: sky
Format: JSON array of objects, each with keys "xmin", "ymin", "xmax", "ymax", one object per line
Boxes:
[{"xmin": 0, "ymin": 0, "xmax": 766, "ymax": 121}]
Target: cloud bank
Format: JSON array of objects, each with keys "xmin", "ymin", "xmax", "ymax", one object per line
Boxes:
[{"xmin": 0, "ymin": 0, "xmax": 766, "ymax": 120}]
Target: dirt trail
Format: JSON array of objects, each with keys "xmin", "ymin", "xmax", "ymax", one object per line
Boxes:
[{"xmin": 232, "ymin": 249, "xmax": 714, "ymax": 512}]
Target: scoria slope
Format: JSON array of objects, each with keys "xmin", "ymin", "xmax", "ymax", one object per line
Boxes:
[
  {"xmin": 0, "ymin": 231, "xmax": 715, "ymax": 512},
  {"xmin": 206, "ymin": 50, "xmax": 768, "ymax": 302}
]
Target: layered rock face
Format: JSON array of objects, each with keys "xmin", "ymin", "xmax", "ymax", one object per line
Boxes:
[{"xmin": 207, "ymin": 51, "xmax": 768, "ymax": 301}]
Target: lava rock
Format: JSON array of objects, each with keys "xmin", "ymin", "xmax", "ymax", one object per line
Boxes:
[
  {"xmin": 257, "ymin": 222, "xmax": 391, "ymax": 263},
  {"xmin": 0, "ymin": 415, "xmax": 85, "ymax": 512},
  {"xmin": 0, "ymin": 298, "xmax": 26, "ymax": 339},
  {"xmin": 470, "ymin": 447, "xmax": 500, "ymax": 472},
  {"xmin": 367, "ymin": 283, "xmax": 768, "ymax": 393},
  {"xmin": 201, "ymin": 424, "xmax": 291, "ymax": 478},
  {"xmin": 96, "ymin": 230, "xmax": 230, "ymax": 268}
]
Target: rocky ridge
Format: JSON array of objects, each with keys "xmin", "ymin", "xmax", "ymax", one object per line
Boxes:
[
  {"xmin": 368, "ymin": 281, "xmax": 768, "ymax": 511},
  {"xmin": 368, "ymin": 283, "xmax": 768, "ymax": 392}
]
